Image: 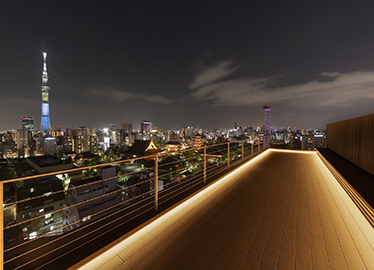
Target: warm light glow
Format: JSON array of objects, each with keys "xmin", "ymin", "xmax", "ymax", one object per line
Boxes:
[
  {"xmin": 145, "ymin": 140, "xmax": 158, "ymax": 151},
  {"xmin": 69, "ymin": 149, "xmax": 374, "ymax": 269},
  {"xmin": 77, "ymin": 149, "xmax": 272, "ymax": 269},
  {"xmin": 314, "ymin": 155, "xmax": 374, "ymax": 229},
  {"xmin": 269, "ymin": 148, "xmax": 315, "ymax": 154}
]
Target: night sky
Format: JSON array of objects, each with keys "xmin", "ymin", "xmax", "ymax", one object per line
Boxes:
[{"xmin": 1, "ymin": 2, "xmax": 374, "ymax": 131}]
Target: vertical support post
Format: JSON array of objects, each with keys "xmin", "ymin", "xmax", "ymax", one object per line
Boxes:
[
  {"xmin": 0, "ymin": 182, "xmax": 3, "ymax": 270},
  {"xmin": 291, "ymin": 136, "xmax": 293, "ymax": 149},
  {"xmin": 203, "ymin": 146, "xmax": 206, "ymax": 183},
  {"xmin": 227, "ymin": 142, "xmax": 230, "ymax": 169},
  {"xmin": 258, "ymin": 138, "xmax": 260, "ymax": 153},
  {"xmin": 251, "ymin": 141, "xmax": 253, "ymax": 156},
  {"xmin": 264, "ymin": 139, "xmax": 266, "ymax": 151},
  {"xmin": 241, "ymin": 140, "xmax": 244, "ymax": 161},
  {"xmin": 154, "ymin": 155, "xmax": 158, "ymax": 211}
]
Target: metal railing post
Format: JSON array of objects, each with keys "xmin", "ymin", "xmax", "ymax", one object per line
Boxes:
[
  {"xmin": 154, "ymin": 155, "xmax": 158, "ymax": 211},
  {"xmin": 251, "ymin": 141, "xmax": 253, "ymax": 156},
  {"xmin": 242, "ymin": 140, "xmax": 244, "ymax": 161},
  {"xmin": 227, "ymin": 142, "xmax": 230, "ymax": 169},
  {"xmin": 203, "ymin": 146, "xmax": 206, "ymax": 183},
  {"xmin": 258, "ymin": 138, "xmax": 260, "ymax": 153},
  {"xmin": 291, "ymin": 136, "xmax": 293, "ymax": 149},
  {"xmin": 0, "ymin": 183, "xmax": 3, "ymax": 270}
]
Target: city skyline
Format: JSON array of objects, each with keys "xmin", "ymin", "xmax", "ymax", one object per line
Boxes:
[{"xmin": 1, "ymin": 2, "xmax": 374, "ymax": 131}]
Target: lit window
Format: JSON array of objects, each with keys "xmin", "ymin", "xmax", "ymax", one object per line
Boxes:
[{"xmin": 29, "ymin": 232, "xmax": 37, "ymax": 239}]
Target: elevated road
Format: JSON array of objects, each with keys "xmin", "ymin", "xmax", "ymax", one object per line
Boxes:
[{"xmin": 74, "ymin": 149, "xmax": 374, "ymax": 269}]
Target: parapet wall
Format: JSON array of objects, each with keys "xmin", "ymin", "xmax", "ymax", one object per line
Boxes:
[{"xmin": 327, "ymin": 113, "xmax": 374, "ymax": 176}]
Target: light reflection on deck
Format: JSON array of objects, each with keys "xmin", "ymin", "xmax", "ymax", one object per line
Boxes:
[{"xmin": 74, "ymin": 149, "xmax": 374, "ymax": 270}]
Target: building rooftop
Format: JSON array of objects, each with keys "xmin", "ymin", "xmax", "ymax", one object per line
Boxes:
[
  {"xmin": 124, "ymin": 140, "xmax": 162, "ymax": 156},
  {"xmin": 27, "ymin": 155, "xmax": 62, "ymax": 167},
  {"xmin": 75, "ymin": 150, "xmax": 374, "ymax": 269},
  {"xmin": 26, "ymin": 155, "xmax": 73, "ymax": 174}
]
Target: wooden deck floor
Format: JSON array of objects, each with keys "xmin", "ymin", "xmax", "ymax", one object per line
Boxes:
[{"xmin": 74, "ymin": 149, "xmax": 374, "ymax": 270}]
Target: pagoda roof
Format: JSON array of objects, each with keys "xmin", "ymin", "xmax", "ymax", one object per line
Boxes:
[{"xmin": 124, "ymin": 140, "xmax": 162, "ymax": 156}]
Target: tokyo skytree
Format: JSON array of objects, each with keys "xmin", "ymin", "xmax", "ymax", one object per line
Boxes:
[{"xmin": 40, "ymin": 52, "xmax": 51, "ymax": 131}]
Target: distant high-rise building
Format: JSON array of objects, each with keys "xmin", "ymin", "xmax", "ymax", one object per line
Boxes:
[
  {"xmin": 62, "ymin": 127, "xmax": 97, "ymax": 153},
  {"xmin": 169, "ymin": 132, "xmax": 178, "ymax": 142},
  {"xmin": 263, "ymin": 105, "xmax": 271, "ymax": 148},
  {"xmin": 16, "ymin": 129, "xmax": 31, "ymax": 157},
  {"xmin": 76, "ymin": 127, "xmax": 89, "ymax": 153},
  {"xmin": 40, "ymin": 52, "xmax": 51, "ymax": 131},
  {"xmin": 141, "ymin": 120, "xmax": 152, "ymax": 133},
  {"xmin": 121, "ymin": 121, "xmax": 133, "ymax": 145},
  {"xmin": 121, "ymin": 121, "xmax": 132, "ymax": 133},
  {"xmin": 182, "ymin": 127, "xmax": 193, "ymax": 138},
  {"xmin": 301, "ymin": 135, "xmax": 326, "ymax": 150},
  {"xmin": 108, "ymin": 123, "xmax": 116, "ymax": 131},
  {"xmin": 35, "ymin": 136, "xmax": 56, "ymax": 156},
  {"xmin": 22, "ymin": 116, "xmax": 34, "ymax": 131},
  {"xmin": 196, "ymin": 125, "xmax": 202, "ymax": 135}
]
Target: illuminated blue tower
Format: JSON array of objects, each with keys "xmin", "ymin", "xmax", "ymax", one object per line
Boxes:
[{"xmin": 41, "ymin": 52, "xmax": 51, "ymax": 131}]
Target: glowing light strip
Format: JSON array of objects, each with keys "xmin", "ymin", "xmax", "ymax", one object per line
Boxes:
[
  {"xmin": 76, "ymin": 149, "xmax": 271, "ymax": 269},
  {"xmin": 269, "ymin": 148, "xmax": 316, "ymax": 154},
  {"xmin": 77, "ymin": 148, "xmax": 374, "ymax": 270},
  {"xmin": 312, "ymin": 153, "xmax": 374, "ymax": 256}
]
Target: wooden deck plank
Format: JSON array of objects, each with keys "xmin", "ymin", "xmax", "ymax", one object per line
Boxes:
[
  {"xmin": 222, "ymin": 249, "xmax": 246, "ymax": 270},
  {"xmin": 317, "ymin": 167, "xmax": 367, "ymax": 270},
  {"xmin": 277, "ymin": 181, "xmax": 297, "ymax": 270},
  {"xmin": 77, "ymin": 151, "xmax": 374, "ymax": 270}
]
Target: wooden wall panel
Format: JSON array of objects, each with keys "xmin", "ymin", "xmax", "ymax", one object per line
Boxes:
[{"xmin": 327, "ymin": 114, "xmax": 374, "ymax": 176}]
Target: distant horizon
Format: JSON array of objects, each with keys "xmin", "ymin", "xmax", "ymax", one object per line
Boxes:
[
  {"xmin": 1, "ymin": 107, "xmax": 372, "ymax": 132},
  {"xmin": 1, "ymin": 119, "xmax": 328, "ymax": 132}
]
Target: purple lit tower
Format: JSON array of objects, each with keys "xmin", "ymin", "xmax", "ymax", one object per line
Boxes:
[{"xmin": 263, "ymin": 105, "xmax": 271, "ymax": 148}]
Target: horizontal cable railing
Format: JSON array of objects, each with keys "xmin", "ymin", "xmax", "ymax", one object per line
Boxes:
[{"xmin": 0, "ymin": 139, "xmax": 265, "ymax": 270}]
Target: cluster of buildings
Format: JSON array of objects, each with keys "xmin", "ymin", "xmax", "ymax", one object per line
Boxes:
[
  {"xmin": 3, "ymin": 155, "xmax": 122, "ymax": 247},
  {"xmin": 2, "ymin": 120, "xmax": 327, "ymax": 247},
  {"xmin": 0, "ymin": 118, "xmax": 327, "ymax": 159}
]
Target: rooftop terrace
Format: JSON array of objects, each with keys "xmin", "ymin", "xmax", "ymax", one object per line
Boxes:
[{"xmin": 75, "ymin": 149, "xmax": 374, "ymax": 270}]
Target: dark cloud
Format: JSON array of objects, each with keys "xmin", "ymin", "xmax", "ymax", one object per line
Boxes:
[
  {"xmin": 188, "ymin": 60, "xmax": 239, "ymax": 89},
  {"xmin": 87, "ymin": 86, "xmax": 173, "ymax": 104},
  {"xmin": 190, "ymin": 66, "xmax": 374, "ymax": 108}
]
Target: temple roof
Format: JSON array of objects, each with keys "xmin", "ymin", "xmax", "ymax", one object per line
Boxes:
[{"xmin": 124, "ymin": 140, "xmax": 162, "ymax": 156}]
